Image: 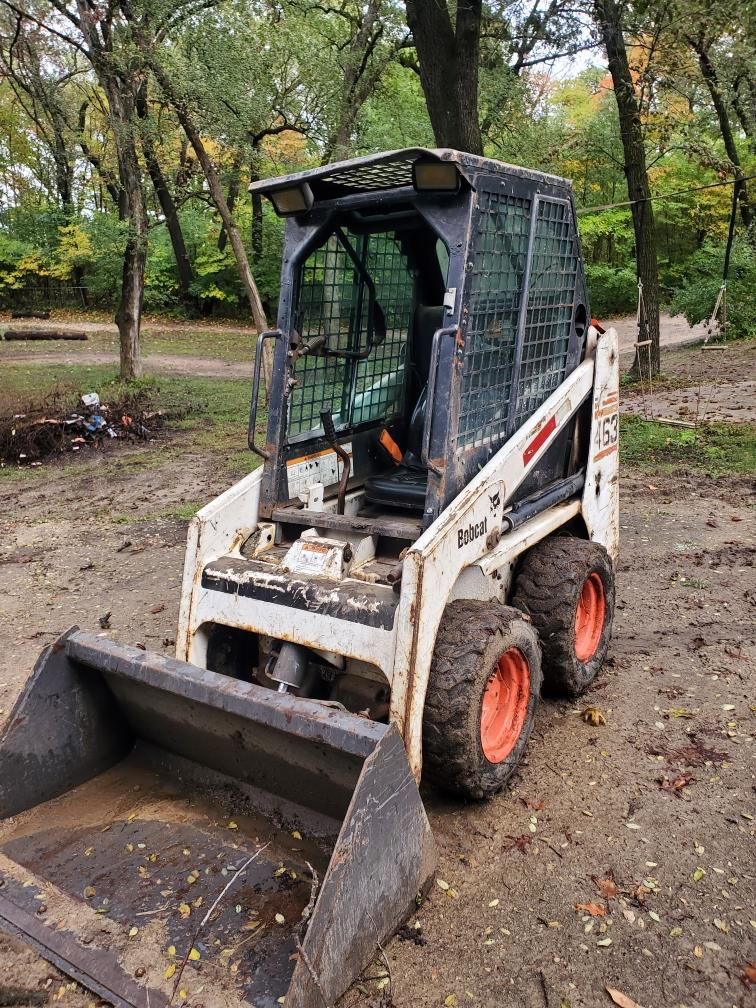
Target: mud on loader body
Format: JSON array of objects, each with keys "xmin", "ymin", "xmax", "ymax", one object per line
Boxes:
[{"xmin": 0, "ymin": 149, "xmax": 619, "ymax": 1007}]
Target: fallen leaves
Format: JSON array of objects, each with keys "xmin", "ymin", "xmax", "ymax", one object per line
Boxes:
[
  {"xmin": 503, "ymin": 834, "xmax": 533, "ymax": 854},
  {"xmin": 606, "ymin": 987, "xmax": 642, "ymax": 1008},
  {"xmin": 742, "ymin": 963, "xmax": 756, "ymax": 986},
  {"xmin": 575, "ymin": 902, "xmax": 607, "ymax": 917},
  {"xmin": 581, "ymin": 706, "xmax": 606, "ymax": 726},
  {"xmin": 658, "ymin": 772, "xmax": 694, "ymax": 796},
  {"xmin": 523, "ymin": 797, "xmax": 545, "ymax": 811},
  {"xmin": 594, "ymin": 876, "xmax": 618, "ymax": 899},
  {"xmin": 646, "ymin": 739, "xmax": 728, "ymax": 767},
  {"xmin": 663, "ymin": 706, "xmax": 696, "ymax": 718}
]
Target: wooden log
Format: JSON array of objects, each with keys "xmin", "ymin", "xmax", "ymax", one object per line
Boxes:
[
  {"xmin": 10, "ymin": 309, "xmax": 50, "ymax": 320},
  {"xmin": 651, "ymin": 416, "xmax": 697, "ymax": 428},
  {"xmin": 3, "ymin": 329, "xmax": 87, "ymax": 341}
]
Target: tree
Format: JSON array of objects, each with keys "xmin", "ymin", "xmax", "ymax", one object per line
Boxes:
[
  {"xmin": 1, "ymin": 0, "xmax": 149, "ymax": 378},
  {"xmin": 404, "ymin": 0, "xmax": 484, "ymax": 152},
  {"xmin": 684, "ymin": 28, "xmax": 753, "ymax": 227},
  {"xmin": 135, "ymin": 78, "xmax": 196, "ymax": 308},
  {"xmin": 594, "ymin": 0, "xmax": 661, "ymax": 375}
]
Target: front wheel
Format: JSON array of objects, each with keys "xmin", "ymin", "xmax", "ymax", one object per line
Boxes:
[{"xmin": 423, "ymin": 601, "xmax": 542, "ymax": 800}]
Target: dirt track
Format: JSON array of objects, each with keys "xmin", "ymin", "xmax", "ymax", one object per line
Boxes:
[{"xmin": 0, "ymin": 341, "xmax": 754, "ymax": 1008}]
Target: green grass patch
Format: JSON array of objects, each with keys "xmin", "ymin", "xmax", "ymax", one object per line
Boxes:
[{"xmin": 621, "ymin": 416, "xmax": 756, "ymax": 476}]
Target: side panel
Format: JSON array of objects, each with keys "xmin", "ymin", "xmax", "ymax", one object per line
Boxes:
[
  {"xmin": 391, "ymin": 359, "xmax": 595, "ymax": 777},
  {"xmin": 176, "ymin": 467, "xmax": 263, "ymax": 662},
  {"xmin": 0, "ymin": 630, "xmax": 131, "ymax": 817},
  {"xmin": 582, "ymin": 327, "xmax": 620, "ymax": 561}
]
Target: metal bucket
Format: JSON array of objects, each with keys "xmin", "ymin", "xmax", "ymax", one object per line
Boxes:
[{"xmin": 0, "ymin": 630, "xmax": 435, "ymax": 1008}]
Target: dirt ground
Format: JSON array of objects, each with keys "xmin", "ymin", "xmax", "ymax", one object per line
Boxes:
[
  {"xmin": 621, "ymin": 340, "xmax": 756, "ymax": 424},
  {"xmin": 0, "ymin": 340, "xmax": 754, "ymax": 1008}
]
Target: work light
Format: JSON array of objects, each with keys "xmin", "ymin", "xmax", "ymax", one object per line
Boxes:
[
  {"xmin": 412, "ymin": 160, "xmax": 460, "ymax": 192},
  {"xmin": 269, "ymin": 182, "xmax": 314, "ymax": 216}
]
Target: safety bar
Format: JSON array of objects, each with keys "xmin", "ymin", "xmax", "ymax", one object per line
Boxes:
[
  {"xmin": 421, "ymin": 326, "xmax": 458, "ymax": 476},
  {"xmin": 247, "ymin": 329, "xmax": 281, "ymax": 459}
]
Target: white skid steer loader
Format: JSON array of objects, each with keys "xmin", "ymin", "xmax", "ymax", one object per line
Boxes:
[{"xmin": 0, "ymin": 149, "xmax": 619, "ymax": 1008}]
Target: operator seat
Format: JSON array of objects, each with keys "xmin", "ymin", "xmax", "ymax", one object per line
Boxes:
[{"xmin": 364, "ymin": 305, "xmax": 444, "ymax": 511}]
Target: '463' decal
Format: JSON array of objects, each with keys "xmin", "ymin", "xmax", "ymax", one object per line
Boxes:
[{"xmin": 593, "ymin": 411, "xmax": 619, "ymax": 460}]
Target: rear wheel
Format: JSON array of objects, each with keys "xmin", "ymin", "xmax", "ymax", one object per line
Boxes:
[
  {"xmin": 512, "ymin": 537, "xmax": 615, "ymax": 696},
  {"xmin": 423, "ymin": 601, "xmax": 542, "ymax": 800}
]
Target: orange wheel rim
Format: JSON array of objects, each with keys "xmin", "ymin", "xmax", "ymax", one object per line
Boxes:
[
  {"xmin": 480, "ymin": 648, "xmax": 530, "ymax": 764},
  {"xmin": 575, "ymin": 572, "xmax": 606, "ymax": 661}
]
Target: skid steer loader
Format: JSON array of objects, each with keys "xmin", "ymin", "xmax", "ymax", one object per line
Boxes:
[{"xmin": 0, "ymin": 149, "xmax": 619, "ymax": 1008}]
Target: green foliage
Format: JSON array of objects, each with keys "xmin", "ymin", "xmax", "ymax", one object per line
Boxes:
[
  {"xmin": 621, "ymin": 416, "xmax": 756, "ymax": 476},
  {"xmin": 48, "ymin": 223, "xmax": 93, "ymax": 280},
  {"xmin": 0, "ymin": 233, "xmax": 45, "ymax": 291},
  {"xmin": 585, "ymin": 264, "xmax": 638, "ymax": 317},
  {"xmin": 578, "ymin": 209, "xmax": 634, "ymax": 264},
  {"xmin": 76, "ymin": 214, "xmax": 128, "ymax": 301},
  {"xmin": 670, "ymin": 239, "xmax": 756, "ymax": 339}
]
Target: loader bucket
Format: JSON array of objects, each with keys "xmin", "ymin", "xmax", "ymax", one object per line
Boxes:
[{"xmin": 0, "ymin": 630, "xmax": 435, "ymax": 1008}]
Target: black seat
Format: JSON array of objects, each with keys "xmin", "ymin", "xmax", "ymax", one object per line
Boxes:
[{"xmin": 364, "ymin": 305, "xmax": 442, "ymax": 511}]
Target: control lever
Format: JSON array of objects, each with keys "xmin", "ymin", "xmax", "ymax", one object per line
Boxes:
[{"xmin": 320, "ymin": 409, "xmax": 350, "ymax": 515}]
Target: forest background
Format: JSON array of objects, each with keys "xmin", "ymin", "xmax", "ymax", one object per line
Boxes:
[{"xmin": 0, "ymin": 0, "xmax": 753, "ymax": 379}]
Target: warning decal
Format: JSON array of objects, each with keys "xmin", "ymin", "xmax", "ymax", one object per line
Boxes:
[{"xmin": 286, "ymin": 443, "xmax": 352, "ymax": 499}]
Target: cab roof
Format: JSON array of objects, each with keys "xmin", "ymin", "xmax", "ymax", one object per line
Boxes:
[{"xmin": 248, "ymin": 147, "xmax": 572, "ymax": 203}]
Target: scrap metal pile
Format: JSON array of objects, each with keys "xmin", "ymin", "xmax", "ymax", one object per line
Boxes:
[{"xmin": 0, "ymin": 390, "xmax": 165, "ymax": 466}]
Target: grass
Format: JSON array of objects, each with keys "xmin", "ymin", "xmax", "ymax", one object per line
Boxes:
[
  {"xmin": 0, "ymin": 363, "xmax": 266, "ymax": 480},
  {"xmin": 620, "ymin": 416, "xmax": 756, "ymax": 477}
]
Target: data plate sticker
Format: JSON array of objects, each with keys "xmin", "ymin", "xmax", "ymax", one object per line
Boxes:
[{"xmin": 286, "ymin": 443, "xmax": 352, "ymax": 499}]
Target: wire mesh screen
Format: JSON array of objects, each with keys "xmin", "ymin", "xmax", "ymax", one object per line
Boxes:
[
  {"xmin": 318, "ymin": 158, "xmax": 415, "ymax": 193},
  {"xmin": 512, "ymin": 197, "xmax": 578, "ymax": 426},
  {"xmin": 456, "ymin": 188, "xmax": 532, "ymax": 451},
  {"xmin": 288, "ymin": 229, "xmax": 413, "ymax": 440}
]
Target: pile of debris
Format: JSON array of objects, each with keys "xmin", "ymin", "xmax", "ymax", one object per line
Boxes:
[{"xmin": 0, "ymin": 389, "xmax": 166, "ymax": 466}]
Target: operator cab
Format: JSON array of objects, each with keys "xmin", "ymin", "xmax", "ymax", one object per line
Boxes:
[{"xmin": 249, "ymin": 148, "xmax": 588, "ymax": 533}]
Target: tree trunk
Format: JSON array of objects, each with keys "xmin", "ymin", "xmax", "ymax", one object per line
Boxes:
[
  {"xmin": 142, "ymin": 55, "xmax": 267, "ymax": 330},
  {"xmin": 250, "ymin": 166, "xmax": 263, "ymax": 265},
  {"xmin": 218, "ymin": 156, "xmax": 242, "ymax": 253},
  {"xmin": 135, "ymin": 82, "xmax": 196, "ymax": 308},
  {"xmin": 140, "ymin": 53, "xmax": 274, "ymax": 390},
  {"xmin": 74, "ymin": 1, "xmax": 145, "ymax": 380},
  {"xmin": 404, "ymin": 0, "xmax": 483, "ymax": 153},
  {"xmin": 595, "ymin": 0, "xmax": 661, "ymax": 376},
  {"xmin": 690, "ymin": 37, "xmax": 752, "ymax": 227},
  {"xmin": 113, "ymin": 112, "xmax": 146, "ymax": 380}
]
